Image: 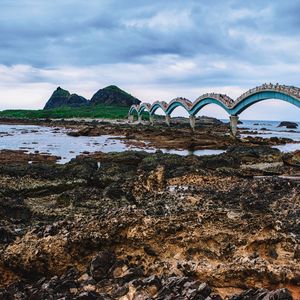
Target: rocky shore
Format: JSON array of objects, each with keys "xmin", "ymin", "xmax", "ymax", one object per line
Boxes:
[
  {"xmin": 0, "ymin": 144, "xmax": 299, "ymax": 299},
  {"xmin": 0, "ymin": 118, "xmax": 296, "ymax": 153}
]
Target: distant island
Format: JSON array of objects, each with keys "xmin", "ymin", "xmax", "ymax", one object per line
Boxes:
[
  {"xmin": 0, "ymin": 85, "xmax": 142, "ymax": 119},
  {"xmin": 44, "ymin": 85, "xmax": 141, "ymax": 109}
]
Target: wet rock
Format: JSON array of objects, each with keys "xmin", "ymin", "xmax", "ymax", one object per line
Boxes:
[
  {"xmin": 278, "ymin": 121, "xmax": 298, "ymax": 129},
  {"xmin": 68, "ymin": 127, "xmax": 94, "ymax": 137}
]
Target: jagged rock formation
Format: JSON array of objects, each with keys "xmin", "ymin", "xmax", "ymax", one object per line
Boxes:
[
  {"xmin": 44, "ymin": 85, "xmax": 141, "ymax": 109},
  {"xmin": 90, "ymin": 85, "xmax": 141, "ymax": 106},
  {"xmin": 0, "ymin": 148, "xmax": 299, "ymax": 299},
  {"xmin": 43, "ymin": 87, "xmax": 88, "ymax": 109}
]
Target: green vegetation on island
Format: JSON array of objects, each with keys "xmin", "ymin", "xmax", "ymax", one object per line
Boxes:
[
  {"xmin": 0, "ymin": 85, "xmax": 143, "ymax": 120},
  {"xmin": 0, "ymin": 104, "xmax": 132, "ymax": 119}
]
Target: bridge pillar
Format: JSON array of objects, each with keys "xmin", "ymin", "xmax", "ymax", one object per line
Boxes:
[
  {"xmin": 128, "ymin": 114, "xmax": 134, "ymax": 123},
  {"xmin": 189, "ymin": 115, "xmax": 196, "ymax": 131},
  {"xmin": 230, "ymin": 115, "xmax": 239, "ymax": 137},
  {"xmin": 165, "ymin": 115, "xmax": 171, "ymax": 127},
  {"xmin": 138, "ymin": 115, "xmax": 142, "ymax": 124},
  {"xmin": 149, "ymin": 115, "xmax": 154, "ymax": 125}
]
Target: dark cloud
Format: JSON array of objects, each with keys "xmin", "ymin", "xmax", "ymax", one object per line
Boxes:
[
  {"xmin": 1, "ymin": 0, "xmax": 300, "ymax": 115},
  {"xmin": 2, "ymin": 0, "xmax": 295, "ymax": 67}
]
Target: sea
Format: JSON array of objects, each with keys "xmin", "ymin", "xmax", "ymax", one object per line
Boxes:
[{"xmin": 0, "ymin": 120, "xmax": 299, "ymax": 163}]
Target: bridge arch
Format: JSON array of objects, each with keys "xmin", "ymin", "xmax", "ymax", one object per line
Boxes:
[
  {"xmin": 190, "ymin": 97, "xmax": 231, "ymax": 116},
  {"xmin": 128, "ymin": 83, "xmax": 300, "ymax": 135},
  {"xmin": 150, "ymin": 101, "xmax": 168, "ymax": 115},
  {"xmin": 230, "ymin": 90, "xmax": 300, "ymax": 115},
  {"xmin": 165, "ymin": 98, "xmax": 193, "ymax": 116},
  {"xmin": 129, "ymin": 105, "xmax": 139, "ymax": 115}
]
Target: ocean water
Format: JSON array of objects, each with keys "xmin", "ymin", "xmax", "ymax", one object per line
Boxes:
[
  {"xmin": 238, "ymin": 119, "xmax": 300, "ymax": 152},
  {"xmin": 0, "ymin": 124, "xmax": 224, "ymax": 163},
  {"xmin": 0, "ymin": 121, "xmax": 299, "ymax": 163},
  {"xmin": 238, "ymin": 119, "xmax": 300, "ymax": 141}
]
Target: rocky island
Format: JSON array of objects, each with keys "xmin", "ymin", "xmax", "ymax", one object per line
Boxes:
[{"xmin": 44, "ymin": 85, "xmax": 141, "ymax": 110}]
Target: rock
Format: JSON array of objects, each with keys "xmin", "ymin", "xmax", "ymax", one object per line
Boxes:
[
  {"xmin": 229, "ymin": 288, "xmax": 293, "ymax": 300},
  {"xmin": 142, "ymin": 275, "xmax": 162, "ymax": 290},
  {"xmin": 227, "ymin": 145, "xmax": 281, "ymax": 163},
  {"xmin": 0, "ymin": 194, "xmax": 32, "ymax": 222},
  {"xmin": 282, "ymin": 150, "xmax": 300, "ymax": 167},
  {"xmin": 278, "ymin": 121, "xmax": 298, "ymax": 129},
  {"xmin": 197, "ymin": 116, "xmax": 224, "ymax": 126},
  {"xmin": 146, "ymin": 165, "xmax": 166, "ymax": 191},
  {"xmin": 111, "ymin": 285, "xmax": 129, "ymax": 298},
  {"xmin": 0, "ymin": 149, "xmax": 299, "ymax": 300},
  {"xmin": 76, "ymin": 291, "xmax": 101, "ymax": 300},
  {"xmin": 67, "ymin": 127, "xmax": 94, "ymax": 137},
  {"xmin": 90, "ymin": 85, "xmax": 141, "ymax": 106},
  {"xmin": 171, "ymin": 116, "xmax": 224, "ymax": 126},
  {"xmin": 89, "ymin": 251, "xmax": 116, "ymax": 281},
  {"xmin": 119, "ymin": 266, "xmax": 144, "ymax": 284},
  {"xmin": 227, "ymin": 145, "xmax": 280, "ymax": 157},
  {"xmin": 155, "ymin": 277, "xmax": 214, "ymax": 300},
  {"xmin": 0, "ymin": 227, "xmax": 15, "ymax": 244},
  {"xmin": 143, "ymin": 245, "xmax": 158, "ymax": 257},
  {"xmin": 103, "ymin": 183, "xmax": 126, "ymax": 200}
]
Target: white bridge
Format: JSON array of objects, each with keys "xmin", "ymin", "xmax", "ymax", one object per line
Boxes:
[{"xmin": 128, "ymin": 83, "xmax": 300, "ymax": 136}]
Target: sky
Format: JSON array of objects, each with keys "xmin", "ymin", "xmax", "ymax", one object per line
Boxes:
[{"xmin": 1, "ymin": 0, "xmax": 300, "ymax": 120}]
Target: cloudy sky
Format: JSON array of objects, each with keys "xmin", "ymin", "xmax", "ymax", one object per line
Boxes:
[{"xmin": 1, "ymin": 0, "xmax": 300, "ymax": 120}]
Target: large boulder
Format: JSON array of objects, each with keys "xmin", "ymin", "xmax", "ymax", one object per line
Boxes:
[
  {"xmin": 278, "ymin": 121, "xmax": 298, "ymax": 129},
  {"xmin": 90, "ymin": 85, "xmax": 141, "ymax": 106}
]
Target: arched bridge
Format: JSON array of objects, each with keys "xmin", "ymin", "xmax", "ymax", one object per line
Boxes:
[{"xmin": 128, "ymin": 83, "xmax": 300, "ymax": 136}]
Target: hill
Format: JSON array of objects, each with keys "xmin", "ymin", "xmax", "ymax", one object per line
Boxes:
[
  {"xmin": 44, "ymin": 87, "xmax": 88, "ymax": 109},
  {"xmin": 43, "ymin": 85, "xmax": 141, "ymax": 110},
  {"xmin": 90, "ymin": 85, "xmax": 141, "ymax": 106}
]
